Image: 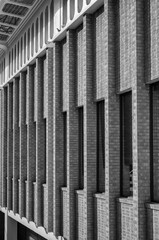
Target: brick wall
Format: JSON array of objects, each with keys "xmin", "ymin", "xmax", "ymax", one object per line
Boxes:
[
  {"xmin": 2, "ymin": 87, "xmax": 7, "ymax": 207},
  {"xmin": 76, "ymin": 190, "xmax": 85, "ymax": 240},
  {"xmin": 13, "ymin": 78, "xmax": 20, "ymax": 214},
  {"xmin": 19, "ymin": 71, "xmax": 27, "ymax": 218},
  {"xmin": 118, "ymin": 0, "xmax": 135, "ymax": 92},
  {"xmin": 117, "ymin": 198, "xmax": 133, "ymax": 240},
  {"xmin": 45, "ymin": 48, "xmax": 53, "ymax": 232},
  {"xmin": 77, "ymin": 25, "xmax": 84, "ymax": 107},
  {"xmin": 0, "ymin": 1, "xmax": 157, "ymax": 239},
  {"xmin": 150, "ymin": 0, "xmax": 159, "ymax": 81},
  {"xmin": 94, "ymin": 194, "xmax": 106, "ymax": 240},
  {"xmin": 104, "ymin": 1, "xmax": 120, "ymax": 239},
  {"xmin": 53, "ymin": 42, "xmax": 64, "ymax": 237},
  {"xmin": 26, "ymin": 65, "xmax": 36, "ymax": 222},
  {"xmin": 62, "ymin": 39, "xmax": 68, "ymax": 112},
  {"xmin": 94, "ymin": 6, "xmax": 106, "ymax": 100},
  {"xmin": 7, "ymin": 83, "xmax": 13, "ymax": 211}
]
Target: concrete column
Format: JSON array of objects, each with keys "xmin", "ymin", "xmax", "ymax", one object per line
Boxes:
[
  {"xmin": 35, "ymin": 57, "xmax": 46, "ymax": 227},
  {"xmin": 0, "ymin": 90, "xmax": 2, "ymax": 206},
  {"xmin": 53, "ymin": 42, "xmax": 64, "ymax": 236},
  {"xmin": 26, "ymin": 65, "xmax": 36, "ymax": 222},
  {"xmin": 6, "ymin": 215, "xmax": 17, "ymax": 240},
  {"xmin": 2, "ymin": 87, "xmax": 8, "ymax": 208},
  {"xmin": 132, "ymin": 1, "xmax": 150, "ymax": 239},
  {"xmin": 66, "ymin": 30, "xmax": 79, "ymax": 240},
  {"xmin": 19, "ymin": 72, "xmax": 27, "ymax": 218},
  {"xmin": 45, "ymin": 48, "xmax": 53, "ymax": 232},
  {"xmin": 7, "ymin": 83, "xmax": 13, "ymax": 211},
  {"xmin": 13, "ymin": 78, "xmax": 20, "ymax": 214},
  {"xmin": 104, "ymin": 1, "xmax": 120, "ymax": 239},
  {"xmin": 83, "ymin": 14, "xmax": 97, "ymax": 240}
]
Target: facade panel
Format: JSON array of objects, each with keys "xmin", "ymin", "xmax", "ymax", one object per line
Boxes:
[{"xmin": 0, "ymin": 0, "xmax": 157, "ymax": 240}]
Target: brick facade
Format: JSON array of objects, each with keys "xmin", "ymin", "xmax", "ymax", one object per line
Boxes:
[{"xmin": 0, "ymin": 0, "xmax": 158, "ymax": 240}]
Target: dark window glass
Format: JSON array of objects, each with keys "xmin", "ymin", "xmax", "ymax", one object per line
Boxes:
[
  {"xmin": 79, "ymin": 107, "xmax": 84, "ymax": 189},
  {"xmin": 63, "ymin": 112, "xmax": 67, "ymax": 186},
  {"xmin": 97, "ymin": 100, "xmax": 105, "ymax": 193},
  {"xmin": 121, "ymin": 91, "xmax": 132, "ymax": 197},
  {"xmin": 0, "ymin": 212, "xmax": 4, "ymax": 240},
  {"xmin": 150, "ymin": 83, "xmax": 159, "ymax": 202}
]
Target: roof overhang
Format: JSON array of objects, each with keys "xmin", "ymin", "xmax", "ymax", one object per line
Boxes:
[{"xmin": 0, "ymin": 0, "xmax": 38, "ymax": 53}]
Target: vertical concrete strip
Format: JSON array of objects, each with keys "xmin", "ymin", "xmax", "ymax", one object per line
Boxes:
[
  {"xmin": 0, "ymin": 90, "xmax": 2, "ymax": 206},
  {"xmin": 104, "ymin": 1, "xmax": 120, "ymax": 239},
  {"xmin": 26, "ymin": 65, "xmax": 36, "ymax": 222},
  {"xmin": 2, "ymin": 87, "xmax": 7, "ymax": 207},
  {"xmin": 13, "ymin": 78, "xmax": 20, "ymax": 214},
  {"xmin": 19, "ymin": 72, "xmax": 27, "ymax": 217},
  {"xmin": 132, "ymin": 1, "xmax": 150, "ymax": 239},
  {"xmin": 66, "ymin": 30, "xmax": 79, "ymax": 240},
  {"xmin": 7, "ymin": 83, "xmax": 13, "ymax": 211},
  {"xmin": 35, "ymin": 57, "xmax": 46, "ymax": 226},
  {"xmin": 53, "ymin": 42, "xmax": 64, "ymax": 236},
  {"xmin": 83, "ymin": 14, "xmax": 97, "ymax": 240},
  {"xmin": 46, "ymin": 48, "xmax": 53, "ymax": 232}
]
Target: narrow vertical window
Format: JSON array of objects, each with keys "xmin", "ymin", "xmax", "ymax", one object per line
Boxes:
[
  {"xmin": 36, "ymin": 19, "xmax": 39, "ymax": 53},
  {"xmin": 14, "ymin": 45, "xmax": 16, "ymax": 73},
  {"xmin": 27, "ymin": 28, "xmax": 30, "ymax": 60},
  {"xmin": 40, "ymin": 13, "xmax": 43, "ymax": 48},
  {"xmin": 50, "ymin": 0, "xmax": 54, "ymax": 39},
  {"xmin": 150, "ymin": 83, "xmax": 159, "ymax": 202},
  {"xmin": 17, "ymin": 42, "xmax": 19, "ymax": 70},
  {"xmin": 24, "ymin": 33, "xmax": 26, "ymax": 64},
  {"xmin": 63, "ymin": 112, "xmax": 67, "ymax": 186},
  {"xmin": 97, "ymin": 100, "xmax": 105, "ymax": 193},
  {"xmin": 121, "ymin": 91, "xmax": 132, "ymax": 197},
  {"xmin": 79, "ymin": 107, "xmax": 84, "ymax": 189},
  {"xmin": 31, "ymin": 24, "xmax": 34, "ymax": 56},
  {"xmin": 21, "ymin": 37, "xmax": 23, "ymax": 67},
  {"xmin": 45, "ymin": 7, "xmax": 48, "ymax": 44}
]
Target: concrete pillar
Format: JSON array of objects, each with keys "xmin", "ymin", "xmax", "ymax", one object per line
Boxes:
[
  {"xmin": 6, "ymin": 215, "xmax": 17, "ymax": 240},
  {"xmin": 104, "ymin": 1, "xmax": 120, "ymax": 239},
  {"xmin": 66, "ymin": 30, "xmax": 79, "ymax": 240},
  {"xmin": 53, "ymin": 42, "xmax": 64, "ymax": 236},
  {"xmin": 19, "ymin": 72, "xmax": 27, "ymax": 218},
  {"xmin": 13, "ymin": 78, "xmax": 20, "ymax": 214},
  {"xmin": 132, "ymin": 1, "xmax": 150, "ymax": 239},
  {"xmin": 7, "ymin": 83, "xmax": 13, "ymax": 211},
  {"xmin": 26, "ymin": 65, "xmax": 36, "ymax": 222},
  {"xmin": 2, "ymin": 87, "xmax": 8, "ymax": 208},
  {"xmin": 83, "ymin": 14, "xmax": 97, "ymax": 240},
  {"xmin": 45, "ymin": 48, "xmax": 53, "ymax": 232},
  {"xmin": 35, "ymin": 57, "xmax": 46, "ymax": 227}
]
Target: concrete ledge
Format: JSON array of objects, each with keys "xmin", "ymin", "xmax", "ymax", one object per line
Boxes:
[
  {"xmin": 146, "ymin": 202, "xmax": 159, "ymax": 210},
  {"xmin": 94, "ymin": 192, "xmax": 105, "ymax": 199},
  {"xmin": 76, "ymin": 190, "xmax": 85, "ymax": 195},
  {"xmin": 61, "ymin": 187, "xmax": 67, "ymax": 192},
  {"xmin": 117, "ymin": 197, "xmax": 133, "ymax": 205}
]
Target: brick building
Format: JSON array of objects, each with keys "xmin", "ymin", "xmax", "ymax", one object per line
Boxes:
[{"xmin": 0, "ymin": 0, "xmax": 157, "ymax": 239}]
